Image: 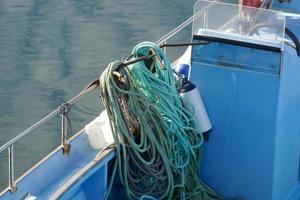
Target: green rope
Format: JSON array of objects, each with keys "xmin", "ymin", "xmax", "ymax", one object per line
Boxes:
[{"xmin": 99, "ymin": 41, "xmax": 223, "ymax": 200}]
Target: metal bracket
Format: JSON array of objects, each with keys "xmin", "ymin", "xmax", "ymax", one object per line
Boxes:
[
  {"xmin": 59, "ymin": 103, "xmax": 71, "ymax": 154},
  {"xmin": 59, "ymin": 103, "xmax": 71, "ymax": 115},
  {"xmin": 149, "ymin": 48, "xmax": 166, "ymax": 70},
  {"xmin": 112, "ymin": 71, "xmax": 127, "ymax": 84}
]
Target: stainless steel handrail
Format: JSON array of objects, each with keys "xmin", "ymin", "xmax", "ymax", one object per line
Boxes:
[
  {"xmin": 0, "ymin": 13, "xmax": 194, "ymax": 193},
  {"xmin": 0, "ymin": 79, "xmax": 99, "ymax": 193},
  {"xmin": 155, "ymin": 16, "xmax": 194, "ymax": 46},
  {"xmin": 0, "ymin": 80, "xmax": 99, "ymax": 154},
  {"xmin": 155, "ymin": 1, "xmax": 214, "ymax": 45},
  {"xmin": 0, "ymin": 109, "xmax": 60, "ymax": 153}
]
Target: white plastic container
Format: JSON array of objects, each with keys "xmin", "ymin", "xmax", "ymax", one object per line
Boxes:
[{"xmin": 85, "ymin": 110, "xmax": 114, "ymax": 149}]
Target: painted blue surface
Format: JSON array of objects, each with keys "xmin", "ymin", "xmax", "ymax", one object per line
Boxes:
[
  {"xmin": 191, "ymin": 36, "xmax": 300, "ymax": 199},
  {"xmin": 60, "ymin": 156, "xmax": 110, "ymax": 200},
  {"xmin": 273, "ymin": 45, "xmax": 300, "ymax": 200},
  {"xmin": 273, "ymin": 1, "xmax": 300, "ymax": 13},
  {"xmin": 0, "ymin": 132, "xmax": 115, "ymax": 200},
  {"xmin": 285, "ymin": 14, "xmax": 300, "ymax": 42},
  {"xmin": 174, "ymin": 64, "xmax": 190, "ymax": 78},
  {"xmin": 192, "ymin": 41, "xmax": 281, "ymax": 75}
]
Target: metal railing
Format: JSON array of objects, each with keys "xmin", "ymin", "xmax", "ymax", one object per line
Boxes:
[
  {"xmin": 0, "ymin": 80, "xmax": 100, "ymax": 193},
  {"xmin": 0, "ymin": 13, "xmax": 195, "ymax": 194}
]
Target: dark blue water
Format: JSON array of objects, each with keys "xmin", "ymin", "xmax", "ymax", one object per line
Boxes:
[{"xmin": 0, "ymin": 0, "xmax": 197, "ymax": 191}]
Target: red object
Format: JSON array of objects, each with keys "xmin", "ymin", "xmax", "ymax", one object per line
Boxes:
[{"xmin": 242, "ymin": 0, "xmax": 262, "ymax": 7}]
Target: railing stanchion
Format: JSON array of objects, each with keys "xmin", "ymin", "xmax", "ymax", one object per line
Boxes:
[
  {"xmin": 0, "ymin": 80, "xmax": 99, "ymax": 193},
  {"xmin": 60, "ymin": 103, "xmax": 71, "ymax": 154},
  {"xmin": 8, "ymin": 145, "xmax": 17, "ymax": 193},
  {"xmin": 162, "ymin": 40, "xmax": 167, "ymax": 54}
]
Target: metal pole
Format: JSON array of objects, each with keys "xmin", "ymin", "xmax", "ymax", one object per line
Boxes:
[
  {"xmin": 162, "ymin": 40, "xmax": 167, "ymax": 54},
  {"xmin": 60, "ymin": 103, "xmax": 71, "ymax": 154},
  {"xmin": 8, "ymin": 145, "xmax": 16, "ymax": 192}
]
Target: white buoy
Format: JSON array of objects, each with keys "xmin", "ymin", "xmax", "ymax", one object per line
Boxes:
[
  {"xmin": 180, "ymin": 80, "xmax": 212, "ymax": 134},
  {"xmin": 172, "ymin": 46, "xmax": 212, "ymax": 135}
]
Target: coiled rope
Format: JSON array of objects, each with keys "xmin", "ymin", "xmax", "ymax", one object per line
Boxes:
[{"xmin": 99, "ymin": 42, "xmax": 222, "ymax": 200}]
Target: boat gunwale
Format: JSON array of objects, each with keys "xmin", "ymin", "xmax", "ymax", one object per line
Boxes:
[{"xmin": 0, "ymin": 129, "xmax": 85, "ymax": 198}]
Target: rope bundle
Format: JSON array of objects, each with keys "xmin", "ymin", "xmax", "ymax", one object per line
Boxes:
[{"xmin": 99, "ymin": 42, "xmax": 222, "ymax": 200}]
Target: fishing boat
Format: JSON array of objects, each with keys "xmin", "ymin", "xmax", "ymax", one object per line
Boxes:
[{"xmin": 1, "ymin": 0, "xmax": 300, "ymax": 199}]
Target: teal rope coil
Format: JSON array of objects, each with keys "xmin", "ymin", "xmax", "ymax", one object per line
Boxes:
[{"xmin": 99, "ymin": 42, "xmax": 222, "ymax": 200}]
